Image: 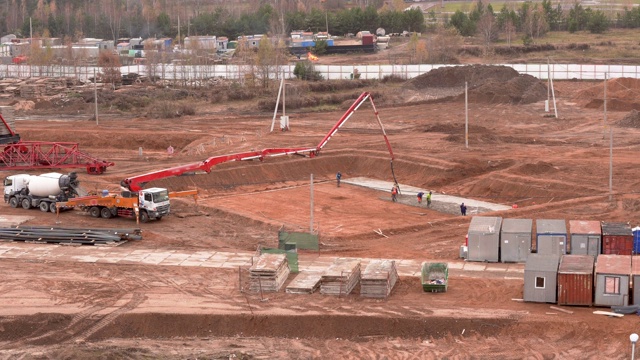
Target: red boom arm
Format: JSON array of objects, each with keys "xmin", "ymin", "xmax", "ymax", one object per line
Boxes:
[{"xmin": 121, "ymin": 92, "xmax": 397, "ymax": 192}]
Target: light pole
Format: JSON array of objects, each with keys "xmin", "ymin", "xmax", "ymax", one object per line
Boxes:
[{"xmin": 631, "ymin": 333, "xmax": 639, "ymax": 360}]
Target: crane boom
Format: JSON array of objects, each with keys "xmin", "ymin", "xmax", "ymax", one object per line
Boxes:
[{"xmin": 121, "ymin": 92, "xmax": 397, "ymax": 192}]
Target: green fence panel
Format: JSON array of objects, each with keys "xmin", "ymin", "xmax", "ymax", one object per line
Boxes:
[
  {"xmin": 278, "ymin": 231, "xmax": 319, "ymax": 250},
  {"xmin": 260, "ymin": 247, "xmax": 299, "ymax": 273}
]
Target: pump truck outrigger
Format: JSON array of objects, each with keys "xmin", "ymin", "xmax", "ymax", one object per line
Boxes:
[
  {"xmin": 119, "ymin": 92, "xmax": 398, "ymax": 194},
  {"xmin": 59, "ymin": 92, "xmax": 397, "ymax": 223}
]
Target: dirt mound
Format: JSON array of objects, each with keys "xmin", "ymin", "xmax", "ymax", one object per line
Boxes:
[
  {"xmin": 579, "ymin": 78, "xmax": 640, "ymax": 111},
  {"xmin": 406, "ymin": 65, "xmax": 547, "ymax": 105},
  {"xmin": 617, "ymin": 109, "xmax": 640, "ymax": 127},
  {"xmin": 407, "ymin": 65, "xmax": 520, "ymax": 89},
  {"xmin": 513, "ymin": 161, "xmax": 557, "ymax": 176}
]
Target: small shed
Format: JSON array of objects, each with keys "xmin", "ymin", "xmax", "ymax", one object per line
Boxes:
[
  {"xmin": 467, "ymin": 216, "xmax": 502, "ymax": 262},
  {"xmin": 601, "ymin": 222, "xmax": 633, "ymax": 255},
  {"xmin": 524, "ymin": 254, "xmax": 560, "ymax": 303},
  {"xmin": 500, "ymin": 218, "xmax": 532, "ymax": 263},
  {"xmin": 536, "ymin": 219, "xmax": 567, "ymax": 256},
  {"xmin": 557, "ymin": 255, "xmax": 595, "ymax": 306},
  {"xmin": 594, "ymin": 254, "xmax": 631, "ymax": 307},
  {"xmin": 569, "ymin": 220, "xmax": 601, "ymax": 256}
]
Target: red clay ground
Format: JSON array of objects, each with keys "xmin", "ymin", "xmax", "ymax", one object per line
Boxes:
[{"xmin": 1, "ymin": 75, "xmax": 640, "ymax": 358}]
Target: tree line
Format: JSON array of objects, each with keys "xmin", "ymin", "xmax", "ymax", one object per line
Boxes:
[
  {"xmin": 447, "ymin": 0, "xmax": 635, "ymax": 46},
  {"xmin": 2, "ymin": 1, "xmax": 424, "ymax": 44}
]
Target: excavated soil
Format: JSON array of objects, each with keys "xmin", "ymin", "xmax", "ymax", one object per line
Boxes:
[
  {"xmin": 579, "ymin": 77, "xmax": 640, "ymax": 111},
  {"xmin": 1, "ymin": 65, "xmax": 640, "ymax": 358},
  {"xmin": 406, "ymin": 64, "xmax": 548, "ymax": 104}
]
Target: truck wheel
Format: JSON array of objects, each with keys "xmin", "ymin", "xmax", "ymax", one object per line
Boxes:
[
  {"xmin": 9, "ymin": 197, "xmax": 18, "ymax": 208},
  {"xmin": 21, "ymin": 199, "xmax": 31, "ymax": 209},
  {"xmin": 39, "ymin": 202, "xmax": 49, "ymax": 212},
  {"xmin": 50, "ymin": 203, "xmax": 57, "ymax": 213},
  {"xmin": 89, "ymin": 207, "xmax": 101, "ymax": 218},
  {"xmin": 100, "ymin": 207, "xmax": 112, "ymax": 219},
  {"xmin": 140, "ymin": 211, "xmax": 150, "ymax": 223}
]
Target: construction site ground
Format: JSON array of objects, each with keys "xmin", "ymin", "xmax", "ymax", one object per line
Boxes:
[{"xmin": 2, "ymin": 72, "xmax": 640, "ymax": 358}]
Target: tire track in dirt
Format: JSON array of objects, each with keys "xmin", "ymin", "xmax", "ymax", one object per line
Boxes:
[{"xmin": 69, "ymin": 292, "xmax": 147, "ymax": 343}]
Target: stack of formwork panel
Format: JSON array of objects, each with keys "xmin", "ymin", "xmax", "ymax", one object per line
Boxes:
[
  {"xmin": 360, "ymin": 259, "xmax": 398, "ymax": 298},
  {"xmin": 249, "ymin": 253, "xmax": 290, "ymax": 293},
  {"xmin": 320, "ymin": 258, "xmax": 361, "ymax": 296}
]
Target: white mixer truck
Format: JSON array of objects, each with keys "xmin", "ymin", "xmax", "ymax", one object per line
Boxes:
[{"xmin": 3, "ymin": 172, "xmax": 81, "ymax": 212}]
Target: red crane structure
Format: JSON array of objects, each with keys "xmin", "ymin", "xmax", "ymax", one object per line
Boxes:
[
  {"xmin": 0, "ymin": 114, "xmax": 114, "ymax": 175},
  {"xmin": 121, "ymin": 92, "xmax": 398, "ymax": 192}
]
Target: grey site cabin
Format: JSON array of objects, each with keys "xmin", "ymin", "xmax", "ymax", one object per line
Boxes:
[
  {"xmin": 500, "ymin": 218, "xmax": 533, "ymax": 263},
  {"xmin": 467, "ymin": 216, "xmax": 502, "ymax": 262},
  {"xmin": 536, "ymin": 219, "xmax": 567, "ymax": 256},
  {"xmin": 524, "ymin": 254, "xmax": 560, "ymax": 303},
  {"xmin": 569, "ymin": 220, "xmax": 601, "ymax": 257},
  {"xmin": 594, "ymin": 255, "xmax": 631, "ymax": 307}
]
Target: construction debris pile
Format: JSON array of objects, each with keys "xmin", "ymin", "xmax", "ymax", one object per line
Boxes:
[
  {"xmin": 320, "ymin": 258, "xmax": 361, "ymax": 296},
  {"xmin": 249, "ymin": 253, "xmax": 290, "ymax": 293},
  {"xmin": 0, "ymin": 226, "xmax": 142, "ymax": 245},
  {"xmin": 360, "ymin": 260, "xmax": 399, "ymax": 298}
]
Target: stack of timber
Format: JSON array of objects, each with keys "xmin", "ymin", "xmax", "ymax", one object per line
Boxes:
[
  {"xmin": 320, "ymin": 258, "xmax": 361, "ymax": 296},
  {"xmin": 285, "ymin": 272, "xmax": 322, "ymax": 294},
  {"xmin": 249, "ymin": 253, "xmax": 290, "ymax": 292},
  {"xmin": 360, "ymin": 259, "xmax": 399, "ymax": 298},
  {"xmin": 0, "ymin": 226, "xmax": 142, "ymax": 245}
]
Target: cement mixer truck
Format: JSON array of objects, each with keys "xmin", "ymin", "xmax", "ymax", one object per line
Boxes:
[{"xmin": 3, "ymin": 172, "xmax": 81, "ymax": 212}]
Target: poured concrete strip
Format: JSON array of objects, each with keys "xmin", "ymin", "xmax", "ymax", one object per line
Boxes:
[{"xmin": 342, "ymin": 176, "xmax": 512, "ymax": 212}]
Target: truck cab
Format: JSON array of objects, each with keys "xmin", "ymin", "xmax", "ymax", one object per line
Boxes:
[
  {"xmin": 3, "ymin": 174, "xmax": 30, "ymax": 202},
  {"xmin": 138, "ymin": 187, "xmax": 170, "ymax": 221}
]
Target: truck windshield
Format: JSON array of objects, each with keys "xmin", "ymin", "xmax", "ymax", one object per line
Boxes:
[
  {"xmin": 152, "ymin": 190, "xmax": 170, "ymax": 203},
  {"xmin": 3, "ymin": 179, "xmax": 11, "ymax": 186}
]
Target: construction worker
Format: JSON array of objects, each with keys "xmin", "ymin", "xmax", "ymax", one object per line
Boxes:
[
  {"xmin": 426, "ymin": 191, "xmax": 432, "ymax": 207},
  {"xmin": 336, "ymin": 172, "xmax": 342, "ymax": 187},
  {"xmin": 391, "ymin": 184, "xmax": 398, "ymax": 202},
  {"xmin": 417, "ymin": 191, "xmax": 424, "ymax": 204},
  {"xmin": 460, "ymin": 202, "xmax": 467, "ymax": 216}
]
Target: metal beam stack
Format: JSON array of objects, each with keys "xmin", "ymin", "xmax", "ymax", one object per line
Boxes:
[
  {"xmin": 249, "ymin": 253, "xmax": 290, "ymax": 293},
  {"xmin": 320, "ymin": 258, "xmax": 361, "ymax": 296},
  {"xmin": 0, "ymin": 226, "xmax": 142, "ymax": 245},
  {"xmin": 360, "ymin": 259, "xmax": 399, "ymax": 298}
]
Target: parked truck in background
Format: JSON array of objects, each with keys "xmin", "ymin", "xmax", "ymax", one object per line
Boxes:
[
  {"xmin": 3, "ymin": 172, "xmax": 81, "ymax": 212},
  {"xmin": 56, "ymin": 187, "xmax": 171, "ymax": 222}
]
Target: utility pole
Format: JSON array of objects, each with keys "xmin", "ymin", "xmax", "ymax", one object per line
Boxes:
[
  {"xmin": 93, "ymin": 68, "xmax": 99, "ymax": 125},
  {"xmin": 606, "ymin": 73, "xmax": 613, "ymax": 201},
  {"xmin": 465, "ymin": 81, "xmax": 468, "ymax": 149},
  {"xmin": 310, "ymin": 174, "xmax": 314, "ymax": 233}
]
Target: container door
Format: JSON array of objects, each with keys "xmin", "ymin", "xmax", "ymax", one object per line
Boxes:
[
  {"xmin": 517, "ymin": 234, "xmax": 529, "ymax": 262},
  {"xmin": 587, "ymin": 236, "xmax": 600, "ymax": 256}
]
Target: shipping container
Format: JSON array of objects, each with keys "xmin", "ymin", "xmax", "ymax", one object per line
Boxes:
[
  {"xmin": 467, "ymin": 216, "xmax": 502, "ymax": 262},
  {"xmin": 569, "ymin": 220, "xmax": 601, "ymax": 256},
  {"xmin": 557, "ymin": 255, "xmax": 595, "ymax": 306},
  {"xmin": 524, "ymin": 254, "xmax": 560, "ymax": 303},
  {"xmin": 601, "ymin": 222, "xmax": 633, "ymax": 255},
  {"xmin": 500, "ymin": 218, "xmax": 532, "ymax": 263},
  {"xmin": 536, "ymin": 219, "xmax": 567, "ymax": 256},
  {"xmin": 594, "ymin": 254, "xmax": 631, "ymax": 307}
]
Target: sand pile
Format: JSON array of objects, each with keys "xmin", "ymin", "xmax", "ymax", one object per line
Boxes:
[
  {"xmin": 579, "ymin": 78, "xmax": 640, "ymax": 111},
  {"xmin": 406, "ymin": 65, "xmax": 547, "ymax": 105}
]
